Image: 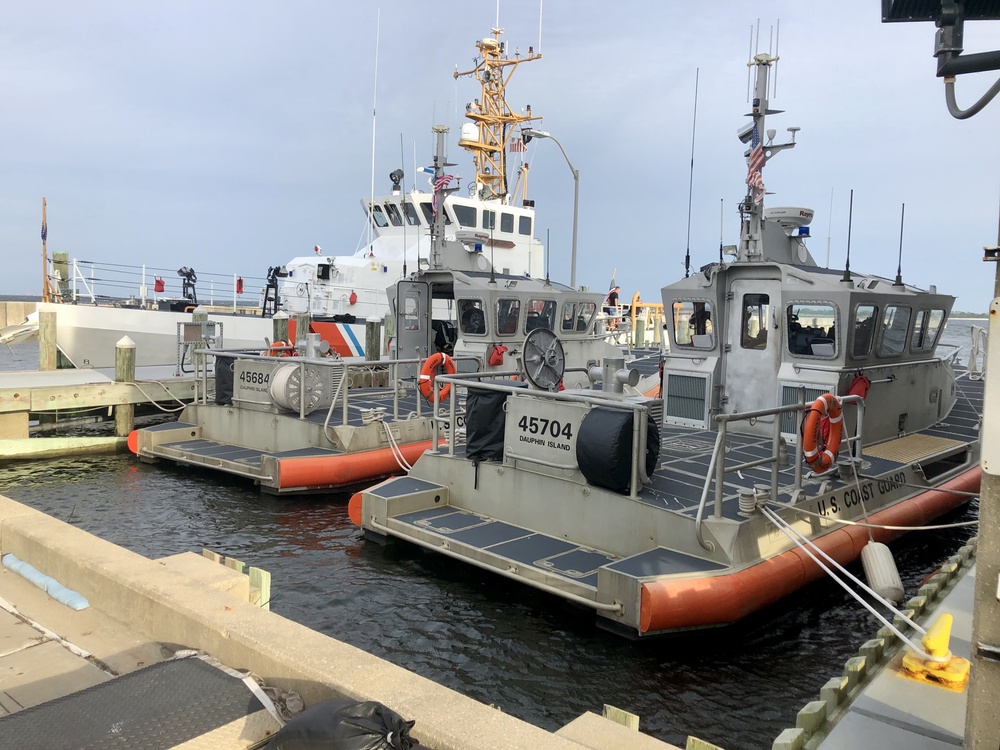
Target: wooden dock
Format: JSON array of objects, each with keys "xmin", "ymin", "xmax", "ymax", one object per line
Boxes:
[{"xmin": 0, "ymin": 365, "xmax": 202, "ymax": 448}]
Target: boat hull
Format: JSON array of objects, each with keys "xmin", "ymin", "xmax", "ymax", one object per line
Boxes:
[
  {"xmin": 38, "ymin": 303, "xmax": 372, "ymax": 368},
  {"xmin": 639, "ymin": 465, "xmax": 980, "ymax": 634}
]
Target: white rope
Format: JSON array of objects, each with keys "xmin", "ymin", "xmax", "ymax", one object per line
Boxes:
[
  {"xmin": 127, "ymin": 381, "xmax": 189, "ymax": 413},
  {"xmin": 381, "ymin": 420, "xmax": 413, "ymax": 471},
  {"xmin": 760, "ymin": 506, "xmax": 947, "ymax": 663}
]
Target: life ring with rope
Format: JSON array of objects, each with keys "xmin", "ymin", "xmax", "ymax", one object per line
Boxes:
[
  {"xmin": 268, "ymin": 340, "xmax": 294, "ymax": 357},
  {"xmin": 802, "ymin": 393, "xmax": 843, "ymax": 472},
  {"xmin": 418, "ymin": 352, "xmax": 456, "ymax": 402}
]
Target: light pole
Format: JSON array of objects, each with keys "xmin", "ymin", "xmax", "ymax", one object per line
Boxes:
[{"xmin": 521, "ymin": 128, "xmax": 579, "ymax": 289}]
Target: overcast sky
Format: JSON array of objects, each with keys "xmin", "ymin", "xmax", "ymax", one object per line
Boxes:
[{"xmin": 2, "ymin": 1, "xmax": 999, "ymax": 311}]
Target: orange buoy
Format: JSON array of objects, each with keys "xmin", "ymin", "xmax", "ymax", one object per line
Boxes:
[
  {"xmin": 127, "ymin": 430, "xmax": 139, "ymax": 455},
  {"xmin": 802, "ymin": 393, "xmax": 842, "ymax": 472},
  {"xmin": 418, "ymin": 353, "xmax": 456, "ymax": 403}
]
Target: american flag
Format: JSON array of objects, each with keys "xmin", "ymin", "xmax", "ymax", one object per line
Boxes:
[
  {"xmin": 746, "ymin": 122, "xmax": 765, "ymax": 203},
  {"xmin": 509, "ymin": 138, "xmax": 527, "ymax": 153},
  {"xmin": 432, "ymin": 174, "xmax": 455, "ymax": 215}
]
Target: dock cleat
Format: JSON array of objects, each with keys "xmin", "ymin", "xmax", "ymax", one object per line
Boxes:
[{"xmin": 901, "ymin": 613, "xmax": 971, "ymax": 687}]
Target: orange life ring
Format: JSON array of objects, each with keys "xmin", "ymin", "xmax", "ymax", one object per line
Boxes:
[
  {"xmin": 419, "ymin": 352, "xmax": 456, "ymax": 402},
  {"xmin": 802, "ymin": 393, "xmax": 843, "ymax": 472},
  {"xmin": 269, "ymin": 340, "xmax": 293, "ymax": 357}
]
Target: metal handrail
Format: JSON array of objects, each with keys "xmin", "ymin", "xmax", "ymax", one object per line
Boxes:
[
  {"xmin": 431, "ymin": 368, "xmax": 653, "ymax": 500},
  {"xmin": 192, "ymin": 347, "xmax": 479, "ymax": 425},
  {"xmin": 693, "ymin": 392, "xmax": 866, "ymax": 552}
]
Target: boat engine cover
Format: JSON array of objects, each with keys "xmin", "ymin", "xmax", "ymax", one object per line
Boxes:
[{"xmin": 575, "ymin": 407, "xmax": 660, "ymax": 493}]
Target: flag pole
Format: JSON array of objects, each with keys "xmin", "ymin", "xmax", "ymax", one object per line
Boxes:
[{"xmin": 41, "ymin": 197, "xmax": 51, "ymax": 303}]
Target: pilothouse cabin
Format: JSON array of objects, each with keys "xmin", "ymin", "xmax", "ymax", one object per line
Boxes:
[{"xmin": 660, "ymin": 210, "xmax": 956, "ymax": 447}]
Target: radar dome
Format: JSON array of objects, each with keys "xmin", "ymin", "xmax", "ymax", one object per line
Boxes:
[{"xmin": 764, "ymin": 207, "xmax": 814, "ymax": 229}]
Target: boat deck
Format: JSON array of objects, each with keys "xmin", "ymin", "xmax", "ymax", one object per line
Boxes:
[
  {"xmin": 138, "ymin": 349, "xmax": 664, "ymax": 491},
  {"xmin": 377, "ymin": 373, "xmax": 983, "ymax": 592}
]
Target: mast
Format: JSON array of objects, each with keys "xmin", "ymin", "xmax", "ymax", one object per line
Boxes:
[
  {"xmin": 736, "ymin": 53, "xmax": 797, "ymax": 263},
  {"xmin": 41, "ymin": 197, "xmax": 53, "ymax": 303},
  {"xmin": 454, "ymin": 28, "xmax": 542, "ymax": 203}
]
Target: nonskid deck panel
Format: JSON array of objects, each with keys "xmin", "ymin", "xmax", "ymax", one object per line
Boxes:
[{"xmin": 390, "ymin": 505, "xmax": 724, "ymax": 589}]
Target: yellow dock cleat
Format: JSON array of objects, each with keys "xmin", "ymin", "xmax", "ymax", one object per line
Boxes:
[{"xmin": 901, "ymin": 613, "xmax": 971, "ymax": 687}]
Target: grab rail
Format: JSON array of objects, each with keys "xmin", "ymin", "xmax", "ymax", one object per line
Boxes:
[
  {"xmin": 693, "ymin": 392, "xmax": 866, "ymax": 552},
  {"xmin": 191, "ymin": 346, "xmax": 479, "ymax": 426},
  {"xmin": 431, "ymin": 368, "xmax": 654, "ymax": 500}
]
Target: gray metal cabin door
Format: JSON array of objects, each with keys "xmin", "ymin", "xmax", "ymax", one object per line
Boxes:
[
  {"xmin": 724, "ymin": 278, "xmax": 782, "ymax": 421},
  {"xmin": 394, "ymin": 281, "xmax": 430, "ymax": 380}
]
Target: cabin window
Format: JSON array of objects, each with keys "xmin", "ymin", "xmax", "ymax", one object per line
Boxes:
[
  {"xmin": 561, "ymin": 301, "xmax": 597, "ymax": 332},
  {"xmin": 878, "ymin": 305, "xmax": 912, "ymax": 357},
  {"xmin": 371, "ymin": 204, "xmax": 389, "ymax": 228},
  {"xmin": 385, "ymin": 203, "xmax": 403, "ymax": 227},
  {"xmin": 851, "ymin": 305, "xmax": 878, "ymax": 357},
  {"xmin": 403, "ymin": 201, "xmax": 420, "ymax": 226},
  {"xmin": 403, "ymin": 293, "xmax": 421, "ymax": 331},
  {"xmin": 453, "ymin": 205, "xmax": 477, "ymax": 228},
  {"xmin": 740, "ymin": 294, "xmax": 770, "ymax": 349},
  {"xmin": 525, "ymin": 299, "xmax": 556, "ymax": 333},
  {"xmin": 496, "ymin": 298, "xmax": 521, "ymax": 335},
  {"xmin": 501, "ymin": 213, "xmax": 514, "ymax": 233},
  {"xmin": 911, "ymin": 309, "xmax": 946, "ymax": 351},
  {"xmin": 483, "ymin": 210, "xmax": 496, "ymax": 230},
  {"xmin": 518, "ymin": 216, "xmax": 532, "ymax": 236},
  {"xmin": 459, "ymin": 299, "xmax": 486, "ymax": 336},
  {"xmin": 420, "ymin": 201, "xmax": 449, "ymax": 225},
  {"xmin": 672, "ymin": 300, "xmax": 715, "ymax": 348},
  {"xmin": 317, "ymin": 264, "xmax": 332, "ymax": 282},
  {"xmin": 786, "ymin": 303, "xmax": 837, "ymax": 357}
]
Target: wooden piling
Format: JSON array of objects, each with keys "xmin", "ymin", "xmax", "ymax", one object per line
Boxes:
[
  {"xmin": 365, "ymin": 320, "xmax": 381, "ymax": 361},
  {"xmin": 292, "ymin": 313, "xmax": 310, "ymax": 347},
  {"xmin": 114, "ymin": 336, "xmax": 136, "ymax": 437},
  {"xmin": 38, "ymin": 310, "xmax": 57, "ymax": 372},
  {"xmin": 272, "ymin": 311, "xmax": 289, "ymax": 346}
]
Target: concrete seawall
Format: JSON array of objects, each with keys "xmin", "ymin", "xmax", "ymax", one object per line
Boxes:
[{"xmin": 0, "ymin": 495, "xmax": 678, "ymax": 750}]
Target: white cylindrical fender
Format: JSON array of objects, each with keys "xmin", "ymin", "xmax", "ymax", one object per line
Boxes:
[{"xmin": 861, "ymin": 541, "xmax": 904, "ymax": 605}]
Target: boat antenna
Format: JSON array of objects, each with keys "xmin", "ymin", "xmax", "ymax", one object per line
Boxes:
[
  {"xmin": 489, "ymin": 212, "xmax": 497, "ymax": 284},
  {"xmin": 368, "ymin": 9, "xmax": 381, "ymax": 252},
  {"xmin": 400, "ymin": 134, "xmax": 407, "ymax": 279},
  {"xmin": 771, "ymin": 20, "xmax": 780, "ymax": 98},
  {"xmin": 683, "ymin": 68, "xmax": 699, "ymax": 278},
  {"xmin": 894, "ymin": 202, "xmax": 905, "ymax": 287},
  {"xmin": 719, "ymin": 199, "xmax": 724, "ymax": 263},
  {"xmin": 842, "ymin": 189, "xmax": 854, "ymax": 284},
  {"xmin": 825, "ymin": 188, "xmax": 834, "ymax": 268},
  {"xmin": 746, "ymin": 26, "xmax": 754, "ymax": 101},
  {"xmin": 538, "ymin": 0, "xmax": 544, "ymax": 53},
  {"xmin": 545, "ymin": 227, "xmax": 550, "ymax": 286}
]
